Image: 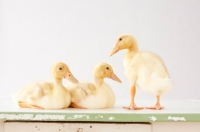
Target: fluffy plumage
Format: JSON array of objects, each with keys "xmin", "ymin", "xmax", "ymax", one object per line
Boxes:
[
  {"xmin": 14, "ymin": 62, "xmax": 78, "ymax": 109},
  {"xmin": 66, "ymin": 62, "xmax": 122, "ymax": 109},
  {"xmin": 109, "ymin": 34, "xmax": 173, "ymax": 110}
]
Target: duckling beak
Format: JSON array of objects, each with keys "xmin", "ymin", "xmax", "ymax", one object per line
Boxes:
[
  {"xmin": 65, "ymin": 71, "xmax": 79, "ymax": 84},
  {"xmin": 110, "ymin": 73, "xmax": 122, "ymax": 83},
  {"xmin": 109, "ymin": 46, "xmax": 120, "ymax": 56}
]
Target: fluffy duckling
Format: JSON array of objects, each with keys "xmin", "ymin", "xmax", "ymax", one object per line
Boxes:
[
  {"xmin": 66, "ymin": 63, "xmax": 122, "ymax": 109},
  {"xmin": 14, "ymin": 62, "xmax": 78, "ymax": 109},
  {"xmin": 109, "ymin": 34, "xmax": 173, "ymax": 110}
]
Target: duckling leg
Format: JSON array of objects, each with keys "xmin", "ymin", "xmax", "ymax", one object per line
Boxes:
[
  {"xmin": 70, "ymin": 102, "xmax": 86, "ymax": 109},
  {"xmin": 18, "ymin": 102, "xmax": 44, "ymax": 109},
  {"xmin": 145, "ymin": 96, "xmax": 164, "ymax": 110},
  {"xmin": 123, "ymin": 86, "xmax": 144, "ymax": 110}
]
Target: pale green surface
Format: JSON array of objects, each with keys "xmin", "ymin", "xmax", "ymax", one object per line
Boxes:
[{"xmin": 1, "ymin": 99, "xmax": 200, "ymax": 122}]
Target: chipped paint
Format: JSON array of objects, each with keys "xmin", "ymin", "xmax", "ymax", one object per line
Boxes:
[
  {"xmin": 168, "ymin": 116, "xmax": 186, "ymax": 121},
  {"xmin": 67, "ymin": 115, "xmax": 89, "ymax": 120},
  {"xmin": 33, "ymin": 114, "xmax": 65, "ymax": 120},
  {"xmin": 95, "ymin": 115, "xmax": 103, "ymax": 119},
  {"xmin": 0, "ymin": 114, "xmax": 33, "ymax": 120},
  {"xmin": 0, "ymin": 114, "xmax": 65, "ymax": 121},
  {"xmin": 0, "ymin": 113, "xmax": 198, "ymax": 122},
  {"xmin": 149, "ymin": 116, "xmax": 157, "ymax": 121},
  {"xmin": 108, "ymin": 117, "xmax": 115, "ymax": 120}
]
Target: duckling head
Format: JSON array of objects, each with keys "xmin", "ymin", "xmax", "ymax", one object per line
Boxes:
[
  {"xmin": 51, "ymin": 62, "xmax": 78, "ymax": 84},
  {"xmin": 109, "ymin": 34, "xmax": 138, "ymax": 56},
  {"xmin": 93, "ymin": 63, "xmax": 122, "ymax": 83}
]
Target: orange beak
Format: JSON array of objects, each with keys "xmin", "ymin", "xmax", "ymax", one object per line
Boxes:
[
  {"xmin": 110, "ymin": 73, "xmax": 122, "ymax": 83},
  {"xmin": 65, "ymin": 71, "xmax": 79, "ymax": 84},
  {"xmin": 109, "ymin": 46, "xmax": 120, "ymax": 56}
]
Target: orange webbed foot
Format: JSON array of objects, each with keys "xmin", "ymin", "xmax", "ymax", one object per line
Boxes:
[
  {"xmin": 145, "ymin": 96, "xmax": 164, "ymax": 110},
  {"xmin": 123, "ymin": 104, "xmax": 144, "ymax": 110},
  {"xmin": 70, "ymin": 102, "xmax": 86, "ymax": 109},
  {"xmin": 145, "ymin": 105, "xmax": 164, "ymax": 110},
  {"xmin": 18, "ymin": 102, "xmax": 44, "ymax": 110}
]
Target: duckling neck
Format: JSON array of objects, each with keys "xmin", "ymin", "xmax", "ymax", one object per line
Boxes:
[
  {"xmin": 125, "ymin": 49, "xmax": 137, "ymax": 58},
  {"xmin": 94, "ymin": 76, "xmax": 104, "ymax": 87},
  {"xmin": 124, "ymin": 47, "xmax": 138, "ymax": 68},
  {"xmin": 128, "ymin": 42, "xmax": 139, "ymax": 52},
  {"xmin": 52, "ymin": 78, "xmax": 64, "ymax": 89}
]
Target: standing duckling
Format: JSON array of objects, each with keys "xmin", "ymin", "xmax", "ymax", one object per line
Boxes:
[
  {"xmin": 66, "ymin": 63, "xmax": 122, "ymax": 109},
  {"xmin": 14, "ymin": 62, "xmax": 78, "ymax": 109},
  {"xmin": 109, "ymin": 34, "xmax": 173, "ymax": 110}
]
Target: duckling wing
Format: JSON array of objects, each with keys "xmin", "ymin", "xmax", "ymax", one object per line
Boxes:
[
  {"xmin": 15, "ymin": 82, "xmax": 53, "ymax": 103},
  {"xmin": 66, "ymin": 82, "xmax": 96, "ymax": 103},
  {"xmin": 129, "ymin": 52, "xmax": 172, "ymax": 95}
]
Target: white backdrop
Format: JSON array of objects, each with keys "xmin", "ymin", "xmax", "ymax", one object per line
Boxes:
[{"xmin": 1, "ymin": 0, "xmax": 200, "ymax": 101}]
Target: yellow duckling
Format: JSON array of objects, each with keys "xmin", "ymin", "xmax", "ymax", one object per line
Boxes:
[
  {"xmin": 66, "ymin": 62, "xmax": 122, "ymax": 109},
  {"xmin": 109, "ymin": 34, "xmax": 173, "ymax": 110},
  {"xmin": 14, "ymin": 62, "xmax": 78, "ymax": 109}
]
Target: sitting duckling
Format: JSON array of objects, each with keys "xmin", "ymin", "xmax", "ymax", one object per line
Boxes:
[
  {"xmin": 14, "ymin": 62, "xmax": 78, "ymax": 109},
  {"xmin": 66, "ymin": 62, "xmax": 122, "ymax": 109},
  {"xmin": 109, "ymin": 34, "xmax": 173, "ymax": 110}
]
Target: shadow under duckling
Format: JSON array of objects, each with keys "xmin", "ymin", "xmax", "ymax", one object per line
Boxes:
[
  {"xmin": 14, "ymin": 62, "xmax": 78, "ymax": 109},
  {"xmin": 66, "ymin": 62, "xmax": 122, "ymax": 109},
  {"xmin": 109, "ymin": 34, "xmax": 173, "ymax": 110}
]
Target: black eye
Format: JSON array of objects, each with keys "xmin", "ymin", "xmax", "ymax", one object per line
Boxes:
[
  {"xmin": 119, "ymin": 38, "xmax": 122, "ymax": 41},
  {"xmin": 59, "ymin": 67, "xmax": 62, "ymax": 70},
  {"xmin": 106, "ymin": 67, "xmax": 109, "ymax": 70}
]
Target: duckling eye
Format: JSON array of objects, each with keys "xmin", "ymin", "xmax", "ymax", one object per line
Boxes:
[
  {"xmin": 119, "ymin": 38, "xmax": 122, "ymax": 41},
  {"xmin": 106, "ymin": 67, "xmax": 109, "ymax": 70},
  {"xmin": 59, "ymin": 67, "xmax": 62, "ymax": 70}
]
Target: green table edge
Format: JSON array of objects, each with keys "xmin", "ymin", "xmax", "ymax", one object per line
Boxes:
[{"xmin": 0, "ymin": 112, "xmax": 200, "ymax": 122}]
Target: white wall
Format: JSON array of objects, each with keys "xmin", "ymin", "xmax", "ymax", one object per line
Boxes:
[{"xmin": 1, "ymin": 0, "xmax": 200, "ymax": 101}]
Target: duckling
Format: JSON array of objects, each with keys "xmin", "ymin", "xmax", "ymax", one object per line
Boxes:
[
  {"xmin": 14, "ymin": 62, "xmax": 78, "ymax": 109},
  {"xmin": 109, "ymin": 34, "xmax": 173, "ymax": 110},
  {"xmin": 66, "ymin": 63, "xmax": 122, "ymax": 109}
]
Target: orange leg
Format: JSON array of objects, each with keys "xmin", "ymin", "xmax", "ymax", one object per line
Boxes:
[
  {"xmin": 18, "ymin": 102, "xmax": 44, "ymax": 110},
  {"xmin": 123, "ymin": 86, "xmax": 144, "ymax": 110},
  {"xmin": 145, "ymin": 96, "xmax": 164, "ymax": 110},
  {"xmin": 70, "ymin": 102, "xmax": 86, "ymax": 109}
]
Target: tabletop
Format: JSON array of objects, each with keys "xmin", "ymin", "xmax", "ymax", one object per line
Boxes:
[{"xmin": 0, "ymin": 98, "xmax": 200, "ymax": 122}]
